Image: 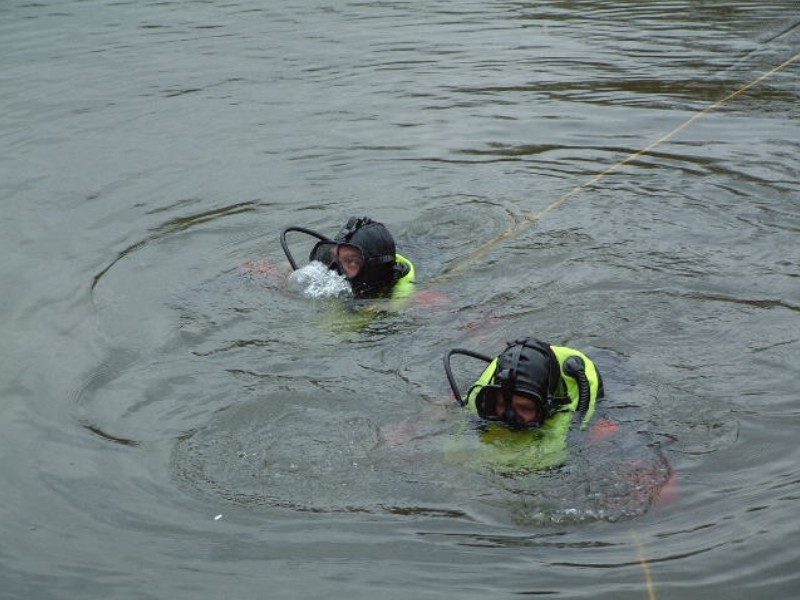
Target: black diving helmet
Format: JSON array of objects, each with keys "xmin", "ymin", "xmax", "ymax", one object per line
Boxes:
[{"xmin": 474, "ymin": 338, "xmax": 564, "ymax": 428}]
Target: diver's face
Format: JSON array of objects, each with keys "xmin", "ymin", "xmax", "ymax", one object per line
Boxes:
[
  {"xmin": 337, "ymin": 245, "xmax": 364, "ymax": 278},
  {"xmin": 495, "ymin": 394, "xmax": 541, "ymax": 424}
]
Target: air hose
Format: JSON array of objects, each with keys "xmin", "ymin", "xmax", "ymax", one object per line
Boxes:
[{"xmin": 563, "ymin": 356, "xmax": 591, "ymax": 418}]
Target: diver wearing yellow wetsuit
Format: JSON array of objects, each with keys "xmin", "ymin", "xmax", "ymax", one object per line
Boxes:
[
  {"xmin": 281, "ymin": 216, "xmax": 415, "ymax": 300},
  {"xmin": 444, "ymin": 338, "xmax": 604, "ymax": 470}
]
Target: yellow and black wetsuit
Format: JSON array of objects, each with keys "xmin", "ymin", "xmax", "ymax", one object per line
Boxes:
[{"xmin": 447, "ymin": 343, "xmax": 603, "ymax": 472}]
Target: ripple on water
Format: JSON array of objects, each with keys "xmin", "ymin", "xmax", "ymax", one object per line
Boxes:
[{"xmin": 170, "ymin": 392, "xmax": 676, "ymax": 524}]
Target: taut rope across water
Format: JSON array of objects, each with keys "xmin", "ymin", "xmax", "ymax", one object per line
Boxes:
[{"xmin": 438, "ymin": 51, "xmax": 800, "ymax": 281}]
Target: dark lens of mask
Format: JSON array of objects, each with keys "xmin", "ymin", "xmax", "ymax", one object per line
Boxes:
[
  {"xmin": 309, "ymin": 241, "xmax": 338, "ymax": 268},
  {"xmin": 475, "ymin": 385, "xmax": 545, "ymax": 429},
  {"xmin": 474, "ymin": 385, "xmax": 501, "ymax": 420}
]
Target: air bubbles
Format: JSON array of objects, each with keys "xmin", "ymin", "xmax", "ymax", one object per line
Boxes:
[{"xmin": 286, "ymin": 261, "xmax": 353, "ymax": 299}]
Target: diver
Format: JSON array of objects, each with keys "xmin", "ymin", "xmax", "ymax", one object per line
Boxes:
[
  {"xmin": 445, "ymin": 337, "xmax": 604, "ymax": 430},
  {"xmin": 443, "ymin": 337, "xmax": 678, "ymax": 506},
  {"xmin": 280, "ymin": 216, "xmax": 415, "ymax": 299}
]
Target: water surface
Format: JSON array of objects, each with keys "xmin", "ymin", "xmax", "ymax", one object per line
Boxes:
[{"xmin": 1, "ymin": 1, "xmax": 799, "ymax": 598}]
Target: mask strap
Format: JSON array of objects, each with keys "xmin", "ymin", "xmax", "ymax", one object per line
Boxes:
[
  {"xmin": 499, "ymin": 341, "xmax": 524, "ymax": 405},
  {"xmin": 488, "ymin": 342, "xmax": 521, "ymax": 424},
  {"xmin": 337, "ymin": 217, "xmax": 374, "ymax": 243}
]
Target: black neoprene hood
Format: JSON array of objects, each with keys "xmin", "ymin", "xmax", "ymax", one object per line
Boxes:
[{"xmin": 495, "ymin": 339, "xmax": 559, "ymax": 402}]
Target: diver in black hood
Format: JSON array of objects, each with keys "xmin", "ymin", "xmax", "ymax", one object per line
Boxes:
[
  {"xmin": 445, "ymin": 337, "xmax": 605, "ymax": 430},
  {"xmin": 281, "ymin": 216, "xmax": 415, "ymax": 298}
]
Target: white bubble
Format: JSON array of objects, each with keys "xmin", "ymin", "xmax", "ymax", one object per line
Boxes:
[{"xmin": 287, "ymin": 261, "xmax": 353, "ymax": 299}]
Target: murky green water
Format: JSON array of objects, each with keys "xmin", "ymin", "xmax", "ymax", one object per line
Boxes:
[{"xmin": 1, "ymin": 1, "xmax": 799, "ymax": 598}]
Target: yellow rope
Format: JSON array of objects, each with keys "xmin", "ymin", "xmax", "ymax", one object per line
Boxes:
[
  {"xmin": 634, "ymin": 532, "xmax": 658, "ymax": 600},
  {"xmin": 440, "ymin": 51, "xmax": 800, "ymax": 278}
]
